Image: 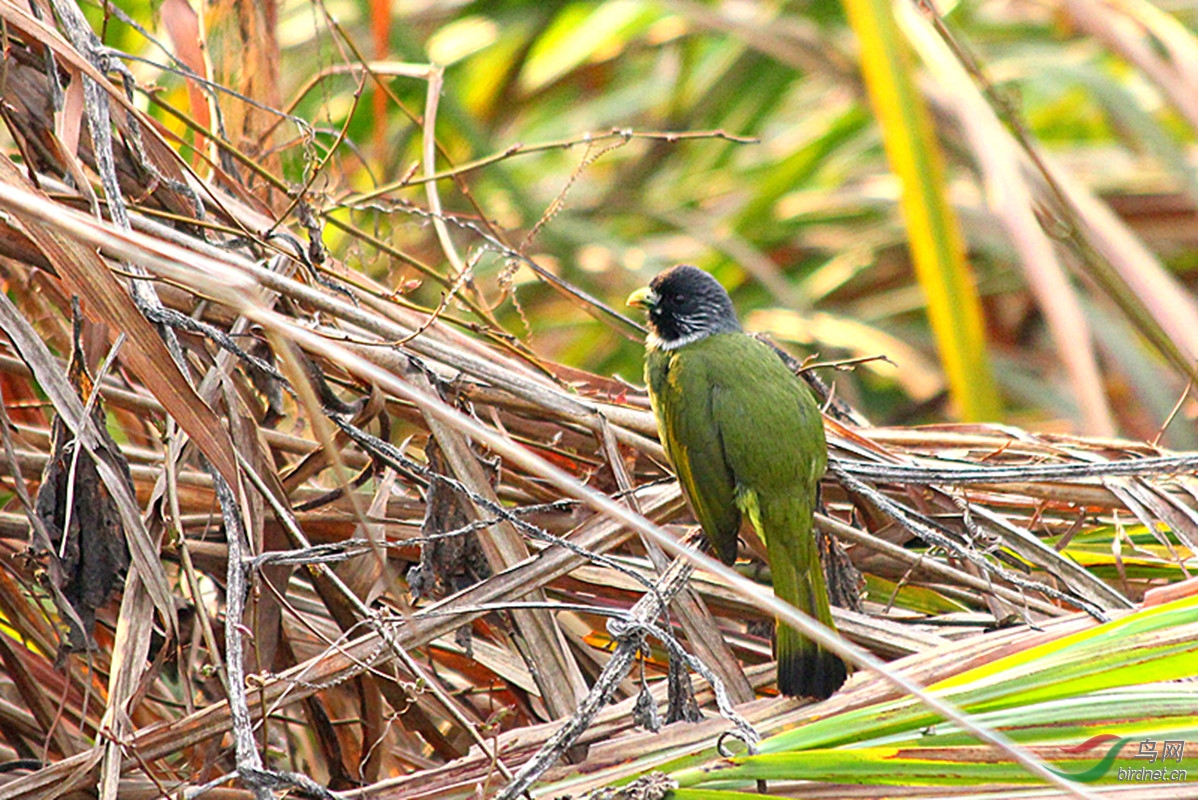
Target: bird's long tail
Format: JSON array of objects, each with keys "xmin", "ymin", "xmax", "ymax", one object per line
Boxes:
[{"xmin": 763, "ymin": 497, "xmax": 848, "ymax": 699}]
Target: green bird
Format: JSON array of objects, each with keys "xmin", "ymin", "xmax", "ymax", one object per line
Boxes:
[{"xmin": 628, "ymin": 265, "xmax": 847, "ymax": 699}]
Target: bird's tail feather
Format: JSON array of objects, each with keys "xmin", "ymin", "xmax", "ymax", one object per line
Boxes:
[
  {"xmin": 771, "ymin": 529, "xmax": 848, "ymax": 699},
  {"xmin": 776, "ymin": 614, "xmax": 847, "ymax": 700}
]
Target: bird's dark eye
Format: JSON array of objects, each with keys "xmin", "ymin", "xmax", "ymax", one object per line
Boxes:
[{"xmin": 672, "ymin": 294, "xmax": 686, "ymax": 304}]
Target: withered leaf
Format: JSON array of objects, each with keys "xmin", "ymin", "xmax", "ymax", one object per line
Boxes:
[
  {"xmin": 407, "ymin": 439, "xmax": 492, "ymax": 655},
  {"xmin": 407, "ymin": 439, "xmax": 492, "ymax": 601},
  {"xmin": 32, "ymin": 303, "xmax": 132, "ymax": 658}
]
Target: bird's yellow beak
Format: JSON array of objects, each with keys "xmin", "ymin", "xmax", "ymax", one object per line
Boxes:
[{"xmin": 626, "ymin": 286, "xmax": 658, "ymax": 309}]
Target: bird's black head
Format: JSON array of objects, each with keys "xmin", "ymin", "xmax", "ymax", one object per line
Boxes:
[{"xmin": 627, "ymin": 265, "xmax": 741, "ymax": 349}]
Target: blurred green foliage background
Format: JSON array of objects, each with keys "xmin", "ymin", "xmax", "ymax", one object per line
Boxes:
[{"xmin": 104, "ymin": 0, "xmax": 1198, "ymax": 444}]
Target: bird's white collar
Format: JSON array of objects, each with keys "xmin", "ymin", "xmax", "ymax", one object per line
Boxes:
[{"xmin": 647, "ymin": 330, "xmax": 711, "ymax": 351}]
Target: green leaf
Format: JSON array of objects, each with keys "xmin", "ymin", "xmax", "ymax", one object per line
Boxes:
[
  {"xmin": 520, "ymin": 0, "xmax": 660, "ymax": 93},
  {"xmin": 862, "ymin": 574, "xmax": 972, "ymax": 614}
]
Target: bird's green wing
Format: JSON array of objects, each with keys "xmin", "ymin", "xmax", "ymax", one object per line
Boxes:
[
  {"xmin": 707, "ymin": 334, "xmax": 840, "ymax": 697},
  {"xmin": 645, "ymin": 346, "xmax": 741, "ymax": 564},
  {"xmin": 709, "ymin": 336, "xmax": 827, "ymax": 505}
]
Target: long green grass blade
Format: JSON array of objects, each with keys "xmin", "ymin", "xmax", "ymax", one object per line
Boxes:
[
  {"xmin": 839, "ymin": 0, "xmax": 999, "ymax": 420},
  {"xmin": 670, "ymin": 685, "xmax": 1198, "ymax": 790},
  {"xmin": 759, "ymin": 594, "xmax": 1198, "ymax": 753},
  {"xmin": 672, "ymin": 742, "xmax": 1198, "ymax": 789}
]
